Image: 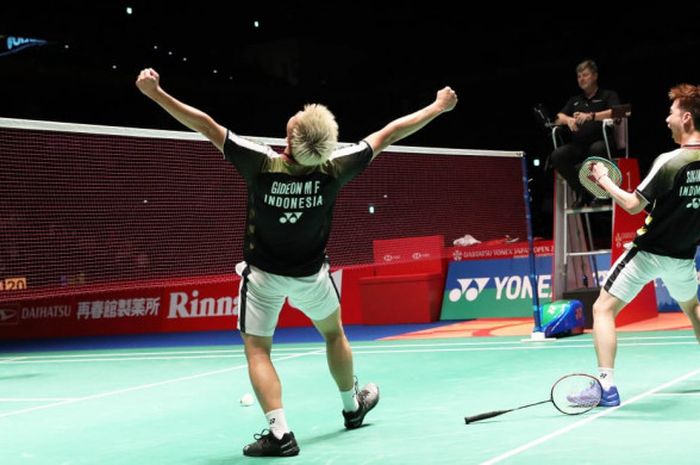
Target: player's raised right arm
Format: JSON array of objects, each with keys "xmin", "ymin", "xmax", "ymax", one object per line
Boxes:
[
  {"xmin": 136, "ymin": 68, "xmax": 226, "ymax": 151},
  {"xmin": 364, "ymin": 86, "xmax": 457, "ymax": 158}
]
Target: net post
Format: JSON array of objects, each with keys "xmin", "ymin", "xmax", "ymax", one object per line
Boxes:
[
  {"xmin": 520, "ymin": 156, "xmax": 556, "ymax": 342},
  {"xmin": 520, "ymin": 156, "xmax": 542, "ymax": 331}
]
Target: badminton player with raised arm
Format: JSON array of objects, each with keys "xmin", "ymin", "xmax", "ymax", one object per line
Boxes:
[
  {"xmin": 136, "ymin": 68, "xmax": 458, "ymax": 457},
  {"xmin": 571, "ymin": 84, "xmax": 700, "ymax": 407}
]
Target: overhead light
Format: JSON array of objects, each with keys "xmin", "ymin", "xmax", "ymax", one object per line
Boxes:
[{"xmin": 126, "ymin": 7, "xmax": 133, "ymax": 15}]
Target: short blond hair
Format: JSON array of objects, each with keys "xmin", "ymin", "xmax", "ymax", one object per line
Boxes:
[{"xmin": 290, "ymin": 104, "xmax": 338, "ymax": 166}]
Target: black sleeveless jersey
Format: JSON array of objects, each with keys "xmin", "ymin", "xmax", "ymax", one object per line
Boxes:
[
  {"xmin": 635, "ymin": 147, "xmax": 700, "ymax": 259},
  {"xmin": 223, "ymin": 130, "xmax": 374, "ymax": 276}
]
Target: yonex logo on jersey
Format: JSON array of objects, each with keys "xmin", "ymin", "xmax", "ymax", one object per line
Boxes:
[
  {"xmin": 448, "ymin": 278, "xmax": 490, "ymax": 302},
  {"xmin": 279, "ymin": 212, "xmax": 303, "ymax": 223}
]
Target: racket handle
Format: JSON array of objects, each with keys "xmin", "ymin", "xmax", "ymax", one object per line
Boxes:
[{"xmin": 464, "ymin": 409, "xmax": 511, "ymax": 424}]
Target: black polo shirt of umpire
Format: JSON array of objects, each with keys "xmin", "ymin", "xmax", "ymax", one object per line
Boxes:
[{"xmin": 560, "ymin": 88, "xmax": 620, "ymax": 146}]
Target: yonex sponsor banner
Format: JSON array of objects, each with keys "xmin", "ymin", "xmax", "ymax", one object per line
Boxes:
[
  {"xmin": 441, "ymin": 254, "xmax": 611, "ymax": 319},
  {"xmin": 441, "ymin": 256, "xmax": 554, "ymax": 319}
]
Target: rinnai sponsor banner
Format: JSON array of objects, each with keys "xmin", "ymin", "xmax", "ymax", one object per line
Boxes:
[
  {"xmin": 440, "ymin": 253, "xmax": 611, "ymax": 319},
  {"xmin": 446, "ymin": 240, "xmax": 553, "ymax": 262},
  {"xmin": 0, "ymin": 268, "xmax": 356, "ymax": 339},
  {"xmin": 0, "ymin": 277, "xmax": 241, "ymax": 339}
]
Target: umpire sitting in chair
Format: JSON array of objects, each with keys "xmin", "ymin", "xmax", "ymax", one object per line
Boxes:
[{"xmin": 551, "ymin": 59, "xmax": 620, "ymax": 208}]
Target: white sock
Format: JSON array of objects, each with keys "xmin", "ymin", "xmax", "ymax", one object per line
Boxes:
[
  {"xmin": 340, "ymin": 387, "xmax": 359, "ymax": 413},
  {"xmin": 598, "ymin": 367, "xmax": 615, "ymax": 390},
  {"xmin": 265, "ymin": 408, "xmax": 290, "ymax": 439}
]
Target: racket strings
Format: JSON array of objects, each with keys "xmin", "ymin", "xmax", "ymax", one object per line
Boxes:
[{"xmin": 578, "ymin": 156, "xmax": 622, "ymax": 199}]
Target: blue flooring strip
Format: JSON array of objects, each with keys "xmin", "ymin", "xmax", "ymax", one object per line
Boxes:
[{"xmin": 0, "ymin": 321, "xmax": 458, "ymax": 353}]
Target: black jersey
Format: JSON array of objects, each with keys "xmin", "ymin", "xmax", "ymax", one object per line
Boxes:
[
  {"xmin": 223, "ymin": 130, "xmax": 374, "ymax": 276},
  {"xmin": 634, "ymin": 147, "xmax": 700, "ymax": 259},
  {"xmin": 560, "ymin": 88, "xmax": 620, "ymax": 145}
]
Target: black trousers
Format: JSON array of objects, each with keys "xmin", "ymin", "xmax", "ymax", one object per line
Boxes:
[{"xmin": 549, "ymin": 140, "xmax": 609, "ymax": 195}]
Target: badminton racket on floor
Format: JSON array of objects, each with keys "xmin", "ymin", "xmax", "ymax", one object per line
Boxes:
[
  {"xmin": 464, "ymin": 373, "xmax": 602, "ymax": 424},
  {"xmin": 578, "ymin": 156, "xmax": 622, "ymax": 199}
]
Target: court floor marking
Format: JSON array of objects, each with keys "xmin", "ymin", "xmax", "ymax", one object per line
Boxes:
[
  {"xmin": 0, "ymin": 339, "xmax": 695, "ymax": 364},
  {"xmin": 350, "ymin": 340, "xmax": 696, "ymax": 355},
  {"xmin": 0, "ymin": 397, "xmax": 77, "ymax": 402},
  {"xmin": 0, "ymin": 333, "xmax": 693, "ymax": 361},
  {"xmin": 479, "ymin": 367, "xmax": 700, "ymax": 465},
  {"xmin": 0, "ymin": 348, "xmax": 324, "ymax": 419}
]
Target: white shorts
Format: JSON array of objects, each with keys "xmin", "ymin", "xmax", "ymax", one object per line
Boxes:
[
  {"xmin": 235, "ymin": 261, "xmax": 340, "ymax": 337},
  {"xmin": 604, "ymin": 248, "xmax": 699, "ymax": 303}
]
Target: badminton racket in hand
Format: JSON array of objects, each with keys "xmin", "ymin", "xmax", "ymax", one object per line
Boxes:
[
  {"xmin": 578, "ymin": 156, "xmax": 622, "ymax": 199},
  {"xmin": 464, "ymin": 373, "xmax": 602, "ymax": 424}
]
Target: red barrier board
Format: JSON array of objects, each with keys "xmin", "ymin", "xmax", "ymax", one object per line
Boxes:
[
  {"xmin": 372, "ymin": 235, "xmax": 444, "ymax": 275},
  {"xmin": 611, "ymin": 158, "xmax": 658, "ymax": 325},
  {"xmin": 0, "ymin": 264, "xmax": 376, "ymax": 340}
]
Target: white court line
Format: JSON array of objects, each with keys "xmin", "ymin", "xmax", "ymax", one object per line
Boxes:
[
  {"xmin": 0, "ymin": 333, "xmax": 693, "ymax": 362},
  {"xmin": 653, "ymin": 392, "xmax": 700, "ymax": 397},
  {"xmin": 350, "ymin": 340, "xmax": 696, "ymax": 355},
  {"xmin": 1, "ymin": 354, "xmax": 249, "ymax": 364},
  {"xmin": 0, "ymin": 340, "xmax": 530, "ymax": 361},
  {"xmin": 0, "ymin": 398, "xmax": 77, "ymax": 402},
  {"xmin": 479, "ymin": 367, "xmax": 700, "ymax": 465},
  {"xmin": 0, "ymin": 348, "xmax": 323, "ymax": 419},
  {"xmin": 616, "ymin": 334, "xmax": 695, "ymax": 340},
  {"xmin": 1, "ymin": 340, "xmax": 696, "ymax": 364}
]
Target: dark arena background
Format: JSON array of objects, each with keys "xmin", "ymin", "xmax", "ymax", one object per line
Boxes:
[
  {"xmin": 1, "ymin": 5, "xmax": 698, "ymax": 237},
  {"xmin": 1, "ymin": 4, "xmax": 700, "ymax": 465}
]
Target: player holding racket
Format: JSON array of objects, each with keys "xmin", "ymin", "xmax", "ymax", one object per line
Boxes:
[
  {"xmin": 136, "ymin": 68, "xmax": 458, "ymax": 456},
  {"xmin": 572, "ymin": 84, "xmax": 700, "ymax": 407}
]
